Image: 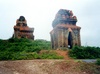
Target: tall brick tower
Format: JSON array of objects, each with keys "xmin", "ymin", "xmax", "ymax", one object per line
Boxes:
[
  {"xmin": 50, "ymin": 9, "xmax": 81, "ymax": 49},
  {"xmin": 13, "ymin": 16, "xmax": 34, "ymax": 39}
]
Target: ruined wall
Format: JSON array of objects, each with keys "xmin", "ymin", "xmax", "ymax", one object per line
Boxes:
[{"xmin": 50, "ymin": 9, "xmax": 81, "ymax": 49}]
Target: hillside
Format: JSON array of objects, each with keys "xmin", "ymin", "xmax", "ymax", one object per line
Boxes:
[{"xmin": 0, "ymin": 38, "xmax": 100, "ymax": 74}]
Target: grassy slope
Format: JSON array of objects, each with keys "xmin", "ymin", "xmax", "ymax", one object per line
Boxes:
[{"xmin": 0, "ymin": 38, "xmax": 63, "ymax": 60}]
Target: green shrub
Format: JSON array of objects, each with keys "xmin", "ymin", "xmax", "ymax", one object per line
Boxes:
[
  {"xmin": 15, "ymin": 52, "xmax": 34, "ymax": 60},
  {"xmin": 32, "ymin": 52, "xmax": 40, "ymax": 59},
  {"xmin": 38, "ymin": 50, "xmax": 64, "ymax": 59},
  {"xmin": 8, "ymin": 38, "xmax": 31, "ymax": 43},
  {"xmin": 0, "ymin": 38, "xmax": 51, "ymax": 60},
  {"xmin": 69, "ymin": 46, "xmax": 100, "ymax": 59},
  {"xmin": 0, "ymin": 52, "xmax": 13, "ymax": 60},
  {"xmin": 96, "ymin": 59, "xmax": 100, "ymax": 65},
  {"xmin": 25, "ymin": 46, "xmax": 41, "ymax": 53}
]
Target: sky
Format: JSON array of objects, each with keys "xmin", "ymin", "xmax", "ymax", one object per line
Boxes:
[{"xmin": 0, "ymin": 0, "xmax": 100, "ymax": 47}]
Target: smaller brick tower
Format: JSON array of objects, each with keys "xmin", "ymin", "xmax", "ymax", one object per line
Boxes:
[
  {"xmin": 13, "ymin": 16, "xmax": 34, "ymax": 39},
  {"xmin": 50, "ymin": 9, "xmax": 81, "ymax": 49}
]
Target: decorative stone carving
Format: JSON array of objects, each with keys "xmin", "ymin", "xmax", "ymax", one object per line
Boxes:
[
  {"xmin": 13, "ymin": 16, "xmax": 34, "ymax": 39},
  {"xmin": 50, "ymin": 9, "xmax": 81, "ymax": 49}
]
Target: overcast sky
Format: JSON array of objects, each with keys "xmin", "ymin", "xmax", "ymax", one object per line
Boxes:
[{"xmin": 0, "ymin": 0, "xmax": 100, "ymax": 47}]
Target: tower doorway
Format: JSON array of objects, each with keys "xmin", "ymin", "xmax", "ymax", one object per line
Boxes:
[{"xmin": 68, "ymin": 32, "xmax": 73, "ymax": 49}]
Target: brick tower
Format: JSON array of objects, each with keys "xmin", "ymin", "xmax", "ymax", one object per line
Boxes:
[
  {"xmin": 50, "ymin": 9, "xmax": 81, "ymax": 49},
  {"xmin": 13, "ymin": 16, "xmax": 34, "ymax": 39}
]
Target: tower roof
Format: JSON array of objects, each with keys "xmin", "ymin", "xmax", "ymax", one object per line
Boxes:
[{"xmin": 52, "ymin": 9, "xmax": 77, "ymax": 28}]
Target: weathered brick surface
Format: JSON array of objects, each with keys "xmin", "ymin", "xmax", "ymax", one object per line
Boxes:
[
  {"xmin": 13, "ymin": 16, "xmax": 34, "ymax": 39},
  {"xmin": 50, "ymin": 9, "xmax": 81, "ymax": 49}
]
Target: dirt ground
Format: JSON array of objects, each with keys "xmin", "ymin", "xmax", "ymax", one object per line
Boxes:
[
  {"xmin": 0, "ymin": 50, "xmax": 99, "ymax": 74},
  {"xmin": 0, "ymin": 60, "xmax": 83, "ymax": 74}
]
